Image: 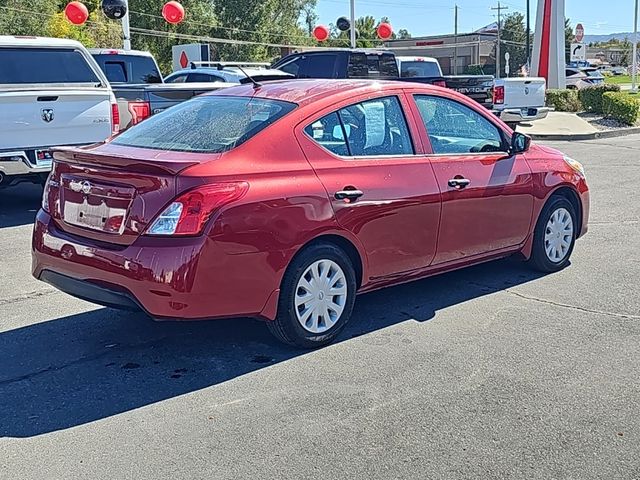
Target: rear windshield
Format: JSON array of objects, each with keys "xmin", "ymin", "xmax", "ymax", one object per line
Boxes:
[
  {"xmin": 92, "ymin": 54, "xmax": 162, "ymax": 84},
  {"xmin": 400, "ymin": 61, "xmax": 441, "ymax": 78},
  {"xmin": 348, "ymin": 53, "xmax": 399, "ymax": 78},
  {"xmin": 112, "ymin": 96, "xmax": 297, "ymax": 153},
  {"xmin": 0, "ymin": 47, "xmax": 100, "ymax": 84}
]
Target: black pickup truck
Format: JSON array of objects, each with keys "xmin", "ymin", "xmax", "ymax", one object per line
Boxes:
[
  {"xmin": 273, "ymin": 49, "xmax": 494, "ymax": 108},
  {"xmin": 272, "ymin": 49, "xmax": 448, "ymax": 86}
]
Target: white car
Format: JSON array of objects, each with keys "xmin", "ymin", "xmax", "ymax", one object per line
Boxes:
[
  {"xmin": 165, "ymin": 62, "xmax": 292, "ymax": 84},
  {"xmin": 0, "ymin": 36, "xmax": 117, "ymax": 187},
  {"xmin": 492, "ymin": 77, "xmax": 549, "ymax": 128}
]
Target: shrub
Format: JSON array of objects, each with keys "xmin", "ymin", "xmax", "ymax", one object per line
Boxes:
[
  {"xmin": 546, "ymin": 89, "xmax": 582, "ymax": 112},
  {"xmin": 578, "ymin": 84, "xmax": 621, "ymax": 113},
  {"xmin": 602, "ymin": 92, "xmax": 640, "ymax": 126}
]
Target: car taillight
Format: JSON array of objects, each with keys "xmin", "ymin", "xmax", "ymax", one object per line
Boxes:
[
  {"xmin": 42, "ymin": 176, "xmax": 60, "ymax": 214},
  {"xmin": 127, "ymin": 101, "xmax": 151, "ymax": 126},
  {"xmin": 434, "ymin": 80, "xmax": 447, "ymax": 88},
  {"xmin": 493, "ymin": 85, "xmax": 505, "ymax": 104},
  {"xmin": 111, "ymin": 102, "xmax": 120, "ymax": 135},
  {"xmin": 145, "ymin": 182, "xmax": 249, "ymax": 236}
]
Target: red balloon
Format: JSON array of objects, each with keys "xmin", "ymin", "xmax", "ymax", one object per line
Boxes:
[
  {"xmin": 162, "ymin": 1, "xmax": 185, "ymax": 24},
  {"xmin": 64, "ymin": 1, "xmax": 89, "ymax": 25},
  {"xmin": 313, "ymin": 25, "xmax": 330, "ymax": 42},
  {"xmin": 377, "ymin": 22, "xmax": 393, "ymax": 40}
]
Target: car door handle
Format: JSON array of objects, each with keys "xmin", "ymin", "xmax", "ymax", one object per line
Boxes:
[
  {"xmin": 335, "ymin": 188, "xmax": 364, "ymax": 201},
  {"xmin": 448, "ymin": 178, "xmax": 471, "ymax": 189}
]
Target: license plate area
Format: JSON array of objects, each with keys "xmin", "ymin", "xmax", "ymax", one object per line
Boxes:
[
  {"xmin": 35, "ymin": 149, "xmax": 54, "ymax": 168},
  {"xmin": 60, "ymin": 175, "xmax": 134, "ymax": 234}
]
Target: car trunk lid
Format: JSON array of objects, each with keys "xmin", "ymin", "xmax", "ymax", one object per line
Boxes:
[{"xmin": 48, "ymin": 145, "xmax": 217, "ymax": 246}]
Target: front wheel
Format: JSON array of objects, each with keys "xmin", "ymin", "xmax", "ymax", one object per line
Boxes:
[
  {"xmin": 267, "ymin": 243, "xmax": 357, "ymax": 348},
  {"xmin": 528, "ymin": 196, "xmax": 577, "ymax": 272}
]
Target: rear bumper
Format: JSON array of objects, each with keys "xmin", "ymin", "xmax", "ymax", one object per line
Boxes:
[
  {"xmin": 39, "ymin": 270, "xmax": 141, "ymax": 311},
  {"xmin": 32, "ymin": 210, "xmax": 282, "ymax": 320},
  {"xmin": 496, "ymin": 107, "xmax": 550, "ymax": 123},
  {"xmin": 0, "ymin": 150, "xmax": 51, "ymax": 177}
]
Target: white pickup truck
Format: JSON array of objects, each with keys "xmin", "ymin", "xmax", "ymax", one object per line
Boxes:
[
  {"xmin": 492, "ymin": 77, "xmax": 549, "ymax": 128},
  {"xmin": 0, "ymin": 36, "xmax": 117, "ymax": 187}
]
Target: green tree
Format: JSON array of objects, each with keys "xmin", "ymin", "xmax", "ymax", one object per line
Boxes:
[
  {"xmin": 500, "ymin": 12, "xmax": 528, "ymax": 77},
  {"xmin": 397, "ymin": 28, "xmax": 411, "ymax": 40}
]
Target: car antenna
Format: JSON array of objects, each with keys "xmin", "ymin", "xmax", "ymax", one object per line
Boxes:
[{"xmin": 232, "ymin": 65, "xmax": 262, "ymax": 89}]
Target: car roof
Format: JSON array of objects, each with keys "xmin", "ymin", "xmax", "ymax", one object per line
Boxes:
[
  {"xmin": 396, "ymin": 56, "xmax": 439, "ymax": 62},
  {"xmin": 89, "ymin": 48, "xmax": 155, "ymax": 57},
  {"xmin": 205, "ymin": 78, "xmax": 439, "ymax": 106},
  {"xmin": 169, "ymin": 67, "xmax": 286, "ymax": 76},
  {"xmin": 0, "ymin": 35, "xmax": 84, "ymax": 48}
]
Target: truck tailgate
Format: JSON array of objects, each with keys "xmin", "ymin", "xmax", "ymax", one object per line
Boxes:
[
  {"xmin": 0, "ymin": 88, "xmax": 112, "ymax": 150},
  {"xmin": 501, "ymin": 78, "xmax": 546, "ymax": 109}
]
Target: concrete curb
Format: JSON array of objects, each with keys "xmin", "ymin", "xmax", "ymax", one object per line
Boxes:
[{"xmin": 528, "ymin": 126, "xmax": 640, "ymax": 141}]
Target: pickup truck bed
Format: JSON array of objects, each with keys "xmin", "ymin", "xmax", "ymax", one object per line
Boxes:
[
  {"xmin": 111, "ymin": 82, "xmax": 234, "ymax": 131},
  {"xmin": 444, "ymin": 75, "xmax": 495, "ymax": 109}
]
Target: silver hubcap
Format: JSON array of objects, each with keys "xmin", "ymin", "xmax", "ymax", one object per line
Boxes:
[
  {"xmin": 544, "ymin": 207, "xmax": 574, "ymax": 263},
  {"xmin": 295, "ymin": 259, "xmax": 347, "ymax": 334}
]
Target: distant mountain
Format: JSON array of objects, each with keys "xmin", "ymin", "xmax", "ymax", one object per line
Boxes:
[{"xmin": 583, "ymin": 32, "xmax": 635, "ymax": 44}]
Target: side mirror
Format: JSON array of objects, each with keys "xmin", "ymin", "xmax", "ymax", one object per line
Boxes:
[{"xmin": 510, "ymin": 132, "xmax": 531, "ymax": 154}]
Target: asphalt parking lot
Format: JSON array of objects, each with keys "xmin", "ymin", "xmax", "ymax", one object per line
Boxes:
[{"xmin": 1, "ymin": 135, "xmax": 639, "ymax": 479}]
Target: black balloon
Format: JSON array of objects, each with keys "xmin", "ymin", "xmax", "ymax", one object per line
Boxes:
[
  {"xmin": 102, "ymin": 0, "xmax": 127, "ymax": 20},
  {"xmin": 336, "ymin": 16, "xmax": 350, "ymax": 32}
]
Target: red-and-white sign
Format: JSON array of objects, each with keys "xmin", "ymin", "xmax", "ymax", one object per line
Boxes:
[
  {"xmin": 575, "ymin": 23, "xmax": 585, "ymax": 43},
  {"xmin": 172, "ymin": 43, "xmax": 210, "ymax": 72}
]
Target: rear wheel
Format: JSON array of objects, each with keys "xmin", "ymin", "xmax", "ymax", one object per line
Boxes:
[
  {"xmin": 267, "ymin": 243, "xmax": 357, "ymax": 348},
  {"xmin": 528, "ymin": 196, "xmax": 577, "ymax": 272}
]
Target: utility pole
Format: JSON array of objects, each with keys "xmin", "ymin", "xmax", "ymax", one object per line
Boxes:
[
  {"xmin": 491, "ymin": 2, "xmax": 508, "ymax": 79},
  {"xmin": 526, "ymin": 0, "xmax": 530, "ymax": 71},
  {"xmin": 350, "ymin": 0, "xmax": 356, "ymax": 49},
  {"xmin": 122, "ymin": 0, "xmax": 132, "ymax": 50},
  {"xmin": 454, "ymin": 5, "xmax": 459, "ymax": 75},
  {"xmin": 633, "ymin": 0, "xmax": 638, "ymax": 93}
]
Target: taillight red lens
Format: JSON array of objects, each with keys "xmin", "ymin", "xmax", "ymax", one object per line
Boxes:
[
  {"xmin": 493, "ymin": 85, "xmax": 505, "ymax": 104},
  {"xmin": 111, "ymin": 102, "xmax": 120, "ymax": 135},
  {"xmin": 145, "ymin": 182, "xmax": 249, "ymax": 236},
  {"xmin": 127, "ymin": 101, "xmax": 151, "ymax": 126},
  {"xmin": 434, "ymin": 80, "xmax": 447, "ymax": 88}
]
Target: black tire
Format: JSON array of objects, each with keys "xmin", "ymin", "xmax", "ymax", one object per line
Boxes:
[
  {"xmin": 267, "ymin": 243, "xmax": 357, "ymax": 349},
  {"xmin": 528, "ymin": 195, "xmax": 577, "ymax": 272},
  {"xmin": 506, "ymin": 122, "xmax": 519, "ymax": 131}
]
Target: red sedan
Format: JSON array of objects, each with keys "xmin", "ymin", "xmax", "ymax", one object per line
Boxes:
[{"xmin": 32, "ymin": 79, "xmax": 589, "ymax": 348}]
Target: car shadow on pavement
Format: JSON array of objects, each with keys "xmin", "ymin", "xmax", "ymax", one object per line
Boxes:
[
  {"xmin": 0, "ymin": 258, "xmax": 547, "ymax": 438},
  {"xmin": 0, "ymin": 184, "xmax": 42, "ymax": 229}
]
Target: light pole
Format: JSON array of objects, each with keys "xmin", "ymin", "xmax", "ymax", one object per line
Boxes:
[
  {"xmin": 122, "ymin": 0, "xmax": 132, "ymax": 51},
  {"xmin": 633, "ymin": 0, "xmax": 638, "ymax": 93},
  {"xmin": 350, "ymin": 0, "xmax": 356, "ymax": 48}
]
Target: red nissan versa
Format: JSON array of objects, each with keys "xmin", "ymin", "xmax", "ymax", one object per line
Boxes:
[{"xmin": 32, "ymin": 80, "xmax": 589, "ymax": 348}]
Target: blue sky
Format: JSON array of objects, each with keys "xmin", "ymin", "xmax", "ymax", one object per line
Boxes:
[{"xmin": 315, "ymin": 0, "xmax": 635, "ymax": 37}]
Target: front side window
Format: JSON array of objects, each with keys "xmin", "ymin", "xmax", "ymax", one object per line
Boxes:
[
  {"xmin": 305, "ymin": 96, "xmax": 414, "ymax": 157},
  {"xmin": 113, "ymin": 96, "xmax": 296, "ymax": 153},
  {"xmin": 414, "ymin": 95, "xmax": 505, "ymax": 155}
]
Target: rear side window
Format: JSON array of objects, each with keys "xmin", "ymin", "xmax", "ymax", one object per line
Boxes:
[
  {"xmin": 113, "ymin": 96, "xmax": 296, "ymax": 153},
  {"xmin": 165, "ymin": 73, "xmax": 188, "ymax": 83},
  {"xmin": 401, "ymin": 61, "xmax": 441, "ymax": 78},
  {"xmin": 187, "ymin": 72, "xmax": 224, "ymax": 82},
  {"xmin": 93, "ymin": 54, "xmax": 162, "ymax": 84},
  {"xmin": 305, "ymin": 96, "xmax": 414, "ymax": 157},
  {"xmin": 414, "ymin": 95, "xmax": 504, "ymax": 154},
  {"xmin": 304, "ymin": 113, "xmax": 349, "ymax": 156},
  {"xmin": 0, "ymin": 47, "xmax": 100, "ymax": 84}
]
